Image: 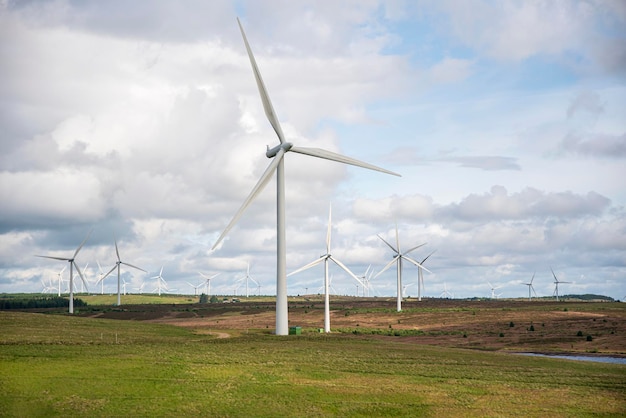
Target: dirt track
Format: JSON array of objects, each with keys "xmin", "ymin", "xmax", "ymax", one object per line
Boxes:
[{"xmin": 79, "ymin": 297, "xmax": 626, "ymax": 356}]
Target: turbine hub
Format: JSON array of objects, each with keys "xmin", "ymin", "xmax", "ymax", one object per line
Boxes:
[{"xmin": 266, "ymin": 142, "xmax": 293, "ymax": 158}]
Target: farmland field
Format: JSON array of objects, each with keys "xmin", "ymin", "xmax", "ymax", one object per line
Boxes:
[{"xmin": 1, "ymin": 296, "xmax": 625, "ymax": 417}]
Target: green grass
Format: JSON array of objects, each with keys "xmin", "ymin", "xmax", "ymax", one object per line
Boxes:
[{"xmin": 1, "ymin": 311, "xmax": 625, "ymax": 417}]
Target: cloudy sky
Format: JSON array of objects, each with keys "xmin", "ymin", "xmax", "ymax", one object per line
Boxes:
[{"xmin": 1, "ymin": 0, "xmax": 625, "ymax": 300}]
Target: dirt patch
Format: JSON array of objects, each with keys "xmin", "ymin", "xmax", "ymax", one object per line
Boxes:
[{"xmin": 71, "ymin": 297, "xmax": 626, "ymax": 356}]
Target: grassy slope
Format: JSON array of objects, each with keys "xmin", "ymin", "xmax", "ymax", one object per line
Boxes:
[{"xmin": 1, "ymin": 311, "xmax": 625, "ymax": 417}]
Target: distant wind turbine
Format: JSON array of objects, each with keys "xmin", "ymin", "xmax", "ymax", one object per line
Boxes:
[
  {"xmin": 551, "ymin": 267, "xmax": 570, "ymax": 301},
  {"xmin": 56, "ymin": 266, "xmax": 66, "ymax": 297},
  {"xmin": 417, "ymin": 250, "xmax": 436, "ymax": 301},
  {"xmin": 211, "ymin": 19, "xmax": 400, "ymax": 335},
  {"xmin": 374, "ymin": 225, "xmax": 429, "ymax": 312},
  {"xmin": 488, "ymin": 282, "xmax": 502, "ymax": 299},
  {"xmin": 523, "ymin": 273, "xmax": 538, "ymax": 301},
  {"xmin": 199, "ymin": 272, "xmax": 220, "ymax": 296},
  {"xmin": 440, "ymin": 283, "xmax": 452, "ymax": 298},
  {"xmin": 288, "ymin": 204, "xmax": 364, "ymax": 333},
  {"xmin": 186, "ymin": 280, "xmax": 204, "ymax": 296},
  {"xmin": 35, "ymin": 230, "xmax": 91, "ymax": 314},
  {"xmin": 101, "ymin": 239, "xmax": 146, "ymax": 305},
  {"xmin": 151, "ymin": 266, "xmax": 168, "ymax": 296}
]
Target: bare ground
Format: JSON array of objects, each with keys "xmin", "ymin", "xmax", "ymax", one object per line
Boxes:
[{"xmin": 78, "ymin": 297, "xmax": 626, "ymax": 356}]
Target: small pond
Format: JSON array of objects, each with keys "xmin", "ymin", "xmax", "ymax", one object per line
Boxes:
[{"xmin": 517, "ymin": 353, "xmax": 626, "ymax": 365}]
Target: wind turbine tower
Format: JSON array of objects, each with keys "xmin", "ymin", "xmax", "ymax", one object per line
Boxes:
[
  {"xmin": 35, "ymin": 230, "xmax": 91, "ymax": 314},
  {"xmin": 417, "ymin": 250, "xmax": 436, "ymax": 301},
  {"xmin": 211, "ymin": 19, "xmax": 400, "ymax": 335}
]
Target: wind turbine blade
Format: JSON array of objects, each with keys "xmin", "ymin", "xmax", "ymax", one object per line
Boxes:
[
  {"xmin": 122, "ymin": 262, "xmax": 146, "ymax": 273},
  {"xmin": 287, "ymin": 257, "xmax": 326, "ymax": 277},
  {"xmin": 114, "ymin": 239, "xmax": 121, "ymax": 262},
  {"xmin": 101, "ymin": 265, "xmax": 117, "ymax": 280},
  {"xmin": 237, "ymin": 18, "xmax": 286, "ymax": 144},
  {"xmin": 73, "ymin": 261, "xmax": 89, "ymax": 292},
  {"xmin": 373, "ymin": 256, "xmax": 398, "ymax": 279},
  {"xmin": 290, "ymin": 146, "xmax": 400, "ymax": 177},
  {"xmin": 329, "ymin": 256, "xmax": 364, "ymax": 287},
  {"xmin": 530, "ymin": 272, "xmax": 535, "ymax": 284},
  {"xmin": 531, "ymin": 285, "xmax": 538, "ymax": 297},
  {"xmin": 377, "ymin": 235, "xmax": 398, "ymax": 253},
  {"xmin": 550, "ymin": 267, "xmax": 558, "ymax": 282},
  {"xmin": 35, "ymin": 255, "xmax": 70, "ymax": 262},
  {"xmin": 421, "ymin": 250, "xmax": 437, "ymax": 264},
  {"xmin": 73, "ymin": 230, "xmax": 92, "ymax": 259},
  {"xmin": 404, "ymin": 242, "xmax": 427, "ymax": 255},
  {"xmin": 403, "ymin": 255, "xmax": 432, "ymax": 273},
  {"xmin": 395, "ymin": 223, "xmax": 400, "ymax": 253},
  {"xmin": 212, "ymin": 149, "xmax": 284, "ymax": 250}
]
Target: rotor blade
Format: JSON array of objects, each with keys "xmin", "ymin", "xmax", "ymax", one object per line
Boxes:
[
  {"xmin": 373, "ymin": 256, "xmax": 399, "ymax": 279},
  {"xmin": 530, "ymin": 272, "xmax": 535, "ymax": 284},
  {"xmin": 114, "ymin": 238, "xmax": 121, "ymax": 262},
  {"xmin": 550, "ymin": 266, "xmax": 558, "ymax": 282},
  {"xmin": 531, "ymin": 285, "xmax": 538, "ymax": 297},
  {"xmin": 289, "ymin": 146, "xmax": 400, "ymax": 177},
  {"xmin": 73, "ymin": 261, "xmax": 89, "ymax": 292},
  {"xmin": 404, "ymin": 242, "xmax": 427, "ymax": 256},
  {"xmin": 35, "ymin": 255, "xmax": 70, "ymax": 262},
  {"xmin": 73, "ymin": 230, "xmax": 92, "ymax": 259},
  {"xmin": 101, "ymin": 265, "xmax": 117, "ymax": 281},
  {"xmin": 402, "ymin": 255, "xmax": 433, "ymax": 274},
  {"xmin": 287, "ymin": 257, "xmax": 326, "ymax": 277},
  {"xmin": 121, "ymin": 262, "xmax": 146, "ymax": 273},
  {"xmin": 395, "ymin": 223, "xmax": 400, "ymax": 253},
  {"xmin": 421, "ymin": 250, "xmax": 437, "ymax": 264},
  {"xmin": 237, "ymin": 18, "xmax": 286, "ymax": 144},
  {"xmin": 377, "ymin": 235, "xmax": 398, "ymax": 253},
  {"xmin": 329, "ymin": 256, "xmax": 364, "ymax": 287},
  {"xmin": 212, "ymin": 148, "xmax": 284, "ymax": 250}
]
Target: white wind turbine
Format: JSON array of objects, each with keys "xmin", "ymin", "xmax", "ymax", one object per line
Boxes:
[
  {"xmin": 56, "ymin": 266, "xmax": 66, "ymax": 297},
  {"xmin": 288, "ymin": 204, "xmax": 364, "ymax": 333},
  {"xmin": 417, "ymin": 250, "xmax": 436, "ymax": 301},
  {"xmin": 523, "ymin": 273, "xmax": 538, "ymax": 301},
  {"xmin": 151, "ymin": 266, "xmax": 169, "ymax": 296},
  {"xmin": 551, "ymin": 267, "xmax": 570, "ymax": 301},
  {"xmin": 96, "ymin": 261, "xmax": 107, "ymax": 294},
  {"xmin": 238, "ymin": 262, "xmax": 257, "ymax": 298},
  {"xmin": 101, "ymin": 239, "xmax": 146, "ymax": 305},
  {"xmin": 360, "ymin": 265, "xmax": 372, "ymax": 297},
  {"xmin": 186, "ymin": 280, "xmax": 204, "ymax": 296},
  {"xmin": 211, "ymin": 19, "xmax": 400, "ymax": 335},
  {"xmin": 35, "ymin": 231, "xmax": 91, "ymax": 314},
  {"xmin": 199, "ymin": 272, "xmax": 220, "ymax": 296},
  {"xmin": 374, "ymin": 225, "xmax": 429, "ymax": 312},
  {"xmin": 440, "ymin": 283, "xmax": 452, "ymax": 298},
  {"xmin": 488, "ymin": 282, "xmax": 502, "ymax": 299}
]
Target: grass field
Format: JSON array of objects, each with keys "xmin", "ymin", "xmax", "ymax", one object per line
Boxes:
[{"xmin": 1, "ymin": 298, "xmax": 625, "ymax": 417}]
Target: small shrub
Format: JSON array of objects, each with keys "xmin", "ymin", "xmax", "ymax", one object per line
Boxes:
[
  {"xmin": 463, "ymin": 333, "xmax": 467, "ymax": 338},
  {"xmin": 529, "ymin": 325, "xmax": 535, "ymax": 332},
  {"xmin": 577, "ymin": 330, "xmax": 583, "ymax": 337},
  {"xmin": 499, "ymin": 333, "xmax": 504, "ymax": 337},
  {"xmin": 509, "ymin": 321, "xmax": 515, "ymax": 328},
  {"xmin": 586, "ymin": 335, "xmax": 593, "ymax": 341}
]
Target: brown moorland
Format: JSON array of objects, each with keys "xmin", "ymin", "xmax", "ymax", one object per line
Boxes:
[{"xmin": 76, "ymin": 296, "xmax": 626, "ymax": 357}]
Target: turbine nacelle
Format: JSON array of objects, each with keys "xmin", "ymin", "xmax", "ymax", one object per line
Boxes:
[{"xmin": 266, "ymin": 142, "xmax": 293, "ymax": 158}]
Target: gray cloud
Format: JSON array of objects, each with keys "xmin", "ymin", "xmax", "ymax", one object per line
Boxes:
[
  {"xmin": 560, "ymin": 132, "xmax": 626, "ymax": 158},
  {"xmin": 441, "ymin": 155, "xmax": 521, "ymax": 171}
]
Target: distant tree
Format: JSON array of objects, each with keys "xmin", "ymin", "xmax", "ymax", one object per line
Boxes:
[
  {"xmin": 199, "ymin": 293, "xmax": 209, "ymax": 304},
  {"xmin": 210, "ymin": 295, "xmax": 219, "ymax": 304}
]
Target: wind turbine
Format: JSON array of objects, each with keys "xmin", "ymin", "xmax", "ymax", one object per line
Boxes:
[
  {"xmin": 151, "ymin": 266, "xmax": 168, "ymax": 296},
  {"xmin": 96, "ymin": 261, "xmax": 106, "ymax": 294},
  {"xmin": 101, "ymin": 239, "xmax": 146, "ymax": 305},
  {"xmin": 186, "ymin": 280, "xmax": 204, "ymax": 296},
  {"xmin": 488, "ymin": 282, "xmax": 502, "ymax": 299},
  {"xmin": 237, "ymin": 262, "xmax": 257, "ymax": 298},
  {"xmin": 417, "ymin": 250, "xmax": 436, "ymax": 301},
  {"xmin": 56, "ymin": 266, "xmax": 66, "ymax": 297},
  {"xmin": 374, "ymin": 225, "xmax": 429, "ymax": 312},
  {"xmin": 551, "ymin": 267, "xmax": 570, "ymax": 301},
  {"xmin": 199, "ymin": 272, "xmax": 220, "ymax": 296},
  {"xmin": 35, "ymin": 231, "xmax": 91, "ymax": 314},
  {"xmin": 440, "ymin": 283, "xmax": 452, "ymax": 298},
  {"xmin": 288, "ymin": 204, "xmax": 364, "ymax": 333},
  {"xmin": 523, "ymin": 273, "xmax": 538, "ymax": 301},
  {"xmin": 211, "ymin": 19, "xmax": 400, "ymax": 335}
]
